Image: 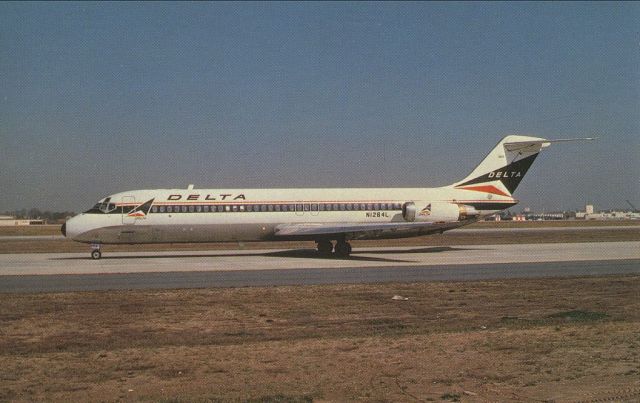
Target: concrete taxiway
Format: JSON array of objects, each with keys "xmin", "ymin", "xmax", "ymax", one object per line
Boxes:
[
  {"xmin": 0, "ymin": 241, "xmax": 638, "ymax": 293},
  {"xmin": 2, "ymin": 260, "xmax": 639, "ymax": 293}
]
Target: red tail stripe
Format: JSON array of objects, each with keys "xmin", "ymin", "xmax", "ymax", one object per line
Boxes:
[{"xmin": 456, "ymin": 185, "xmax": 511, "ymax": 197}]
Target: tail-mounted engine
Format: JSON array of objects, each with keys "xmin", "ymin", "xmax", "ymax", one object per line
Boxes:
[{"xmin": 402, "ymin": 201, "xmax": 479, "ymax": 222}]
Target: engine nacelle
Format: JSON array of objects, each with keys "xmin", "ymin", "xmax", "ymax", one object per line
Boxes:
[
  {"xmin": 402, "ymin": 202, "xmax": 417, "ymax": 222},
  {"xmin": 402, "ymin": 202, "xmax": 479, "ymax": 222}
]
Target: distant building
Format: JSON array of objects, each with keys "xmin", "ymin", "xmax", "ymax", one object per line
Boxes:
[
  {"xmin": 482, "ymin": 214, "xmax": 501, "ymax": 221},
  {"xmin": 0, "ymin": 215, "xmax": 45, "ymax": 226},
  {"xmin": 575, "ymin": 204, "xmax": 640, "ymax": 220}
]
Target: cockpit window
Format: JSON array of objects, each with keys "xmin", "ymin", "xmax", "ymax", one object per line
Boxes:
[{"xmin": 84, "ymin": 197, "xmax": 118, "ymax": 214}]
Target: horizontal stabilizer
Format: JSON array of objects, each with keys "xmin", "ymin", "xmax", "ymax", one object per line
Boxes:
[{"xmin": 504, "ymin": 137, "xmax": 596, "ymax": 152}]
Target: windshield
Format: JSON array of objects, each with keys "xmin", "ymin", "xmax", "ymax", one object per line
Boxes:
[{"xmin": 84, "ymin": 197, "xmax": 117, "ymax": 214}]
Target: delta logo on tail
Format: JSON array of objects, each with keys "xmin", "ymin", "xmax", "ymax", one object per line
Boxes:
[
  {"xmin": 455, "ymin": 153, "xmax": 539, "ymax": 195},
  {"xmin": 127, "ymin": 199, "xmax": 155, "ymax": 219}
]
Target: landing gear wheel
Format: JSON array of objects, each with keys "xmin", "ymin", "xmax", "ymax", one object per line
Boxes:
[
  {"xmin": 334, "ymin": 241, "xmax": 352, "ymax": 257},
  {"xmin": 316, "ymin": 240, "xmax": 334, "ymax": 255},
  {"xmin": 91, "ymin": 250, "xmax": 102, "ymax": 260}
]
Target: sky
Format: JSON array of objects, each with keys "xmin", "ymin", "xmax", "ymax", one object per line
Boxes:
[{"xmin": 1, "ymin": 2, "xmax": 638, "ymax": 213}]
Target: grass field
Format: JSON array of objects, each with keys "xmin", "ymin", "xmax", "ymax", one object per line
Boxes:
[{"xmin": 1, "ymin": 275, "xmax": 639, "ymax": 401}]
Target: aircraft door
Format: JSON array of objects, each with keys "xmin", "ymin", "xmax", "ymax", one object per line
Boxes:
[{"xmin": 121, "ymin": 195, "xmax": 136, "ymax": 224}]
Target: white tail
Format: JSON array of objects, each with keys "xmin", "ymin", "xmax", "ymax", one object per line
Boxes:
[{"xmin": 452, "ymin": 135, "xmax": 594, "ymax": 196}]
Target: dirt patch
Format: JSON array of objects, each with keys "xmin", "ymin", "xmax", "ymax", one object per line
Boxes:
[{"xmin": 0, "ymin": 276, "xmax": 638, "ymax": 401}]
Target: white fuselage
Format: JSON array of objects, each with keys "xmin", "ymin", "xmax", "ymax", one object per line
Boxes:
[{"xmin": 63, "ymin": 186, "xmax": 516, "ymax": 244}]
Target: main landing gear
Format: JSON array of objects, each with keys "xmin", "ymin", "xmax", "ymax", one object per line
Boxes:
[
  {"xmin": 90, "ymin": 243, "xmax": 102, "ymax": 260},
  {"xmin": 316, "ymin": 240, "xmax": 352, "ymax": 257}
]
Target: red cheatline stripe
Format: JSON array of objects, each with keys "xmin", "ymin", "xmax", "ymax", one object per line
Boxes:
[
  {"xmin": 127, "ymin": 211, "xmax": 146, "ymax": 217},
  {"xmin": 455, "ymin": 185, "xmax": 511, "ymax": 197}
]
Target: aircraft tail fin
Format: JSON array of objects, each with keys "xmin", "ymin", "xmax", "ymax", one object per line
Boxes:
[{"xmin": 452, "ymin": 135, "xmax": 594, "ymax": 197}]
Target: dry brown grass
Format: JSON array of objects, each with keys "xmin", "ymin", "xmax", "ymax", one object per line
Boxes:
[{"xmin": 1, "ymin": 276, "xmax": 639, "ymax": 401}]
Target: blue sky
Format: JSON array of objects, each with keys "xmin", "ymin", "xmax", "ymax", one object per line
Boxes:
[{"xmin": 1, "ymin": 2, "xmax": 638, "ymax": 212}]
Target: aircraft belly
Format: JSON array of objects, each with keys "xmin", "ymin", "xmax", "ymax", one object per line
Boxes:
[
  {"xmin": 75, "ymin": 212, "xmax": 417, "ymax": 244},
  {"xmin": 78, "ymin": 224, "xmax": 275, "ymax": 244}
]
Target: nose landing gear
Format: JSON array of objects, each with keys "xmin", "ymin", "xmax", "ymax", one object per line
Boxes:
[{"xmin": 90, "ymin": 243, "xmax": 102, "ymax": 260}]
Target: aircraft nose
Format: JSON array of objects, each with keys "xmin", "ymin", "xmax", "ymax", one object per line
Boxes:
[{"xmin": 62, "ymin": 215, "xmax": 84, "ymax": 240}]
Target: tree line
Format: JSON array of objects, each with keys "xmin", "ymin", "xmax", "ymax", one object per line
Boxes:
[{"xmin": 2, "ymin": 209, "xmax": 76, "ymax": 223}]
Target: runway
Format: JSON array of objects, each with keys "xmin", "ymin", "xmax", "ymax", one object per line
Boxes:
[
  {"xmin": 0, "ymin": 241, "xmax": 638, "ymax": 293},
  {"xmin": 2, "ymin": 259, "xmax": 639, "ymax": 293}
]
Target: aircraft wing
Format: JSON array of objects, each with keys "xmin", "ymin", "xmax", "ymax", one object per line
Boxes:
[{"xmin": 274, "ymin": 221, "xmax": 462, "ymax": 240}]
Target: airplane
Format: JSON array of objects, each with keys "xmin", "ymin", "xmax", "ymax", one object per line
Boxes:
[{"xmin": 62, "ymin": 135, "xmax": 593, "ymax": 259}]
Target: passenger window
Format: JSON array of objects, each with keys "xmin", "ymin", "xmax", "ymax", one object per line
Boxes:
[
  {"xmin": 167, "ymin": 206, "xmax": 173, "ymax": 213},
  {"xmin": 160, "ymin": 206, "xmax": 166, "ymax": 213},
  {"xmin": 261, "ymin": 205, "xmax": 267, "ymax": 212},
  {"xmin": 188, "ymin": 205, "xmax": 194, "ymax": 213},
  {"xmin": 304, "ymin": 204, "xmax": 310, "ymax": 211},
  {"xmin": 359, "ymin": 203, "xmax": 366, "ymax": 211},
  {"xmin": 319, "ymin": 204, "xmax": 325, "ymax": 211},
  {"xmin": 296, "ymin": 204, "xmax": 303, "ymax": 211},
  {"xmin": 232, "ymin": 205, "xmax": 238, "ymax": 212},
  {"xmin": 311, "ymin": 204, "xmax": 318, "ymax": 211}
]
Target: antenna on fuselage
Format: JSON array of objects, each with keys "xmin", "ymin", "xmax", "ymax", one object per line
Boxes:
[{"xmin": 187, "ymin": 184, "xmax": 194, "ymax": 190}]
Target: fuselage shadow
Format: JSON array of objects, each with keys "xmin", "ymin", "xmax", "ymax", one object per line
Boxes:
[{"xmin": 50, "ymin": 246, "xmax": 477, "ymax": 263}]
